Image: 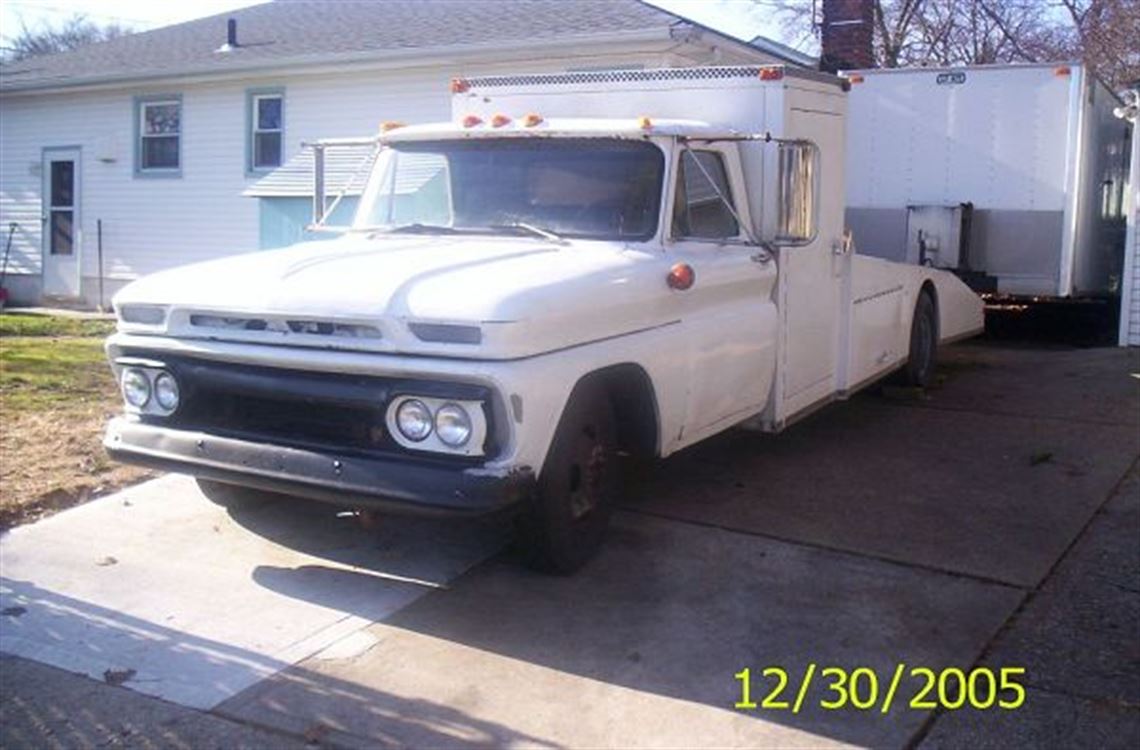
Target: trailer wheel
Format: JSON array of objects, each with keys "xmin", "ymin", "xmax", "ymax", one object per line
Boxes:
[
  {"xmin": 195, "ymin": 478, "xmax": 280, "ymax": 509},
  {"xmin": 900, "ymin": 292, "xmax": 938, "ymax": 388},
  {"xmin": 516, "ymin": 381, "xmax": 619, "ymax": 574}
]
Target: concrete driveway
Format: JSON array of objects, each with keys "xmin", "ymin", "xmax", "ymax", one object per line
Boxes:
[{"xmin": 2, "ymin": 341, "xmax": 1138, "ymax": 748}]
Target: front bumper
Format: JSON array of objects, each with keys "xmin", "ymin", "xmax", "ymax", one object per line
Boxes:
[{"xmin": 104, "ymin": 417, "xmax": 533, "ymax": 515}]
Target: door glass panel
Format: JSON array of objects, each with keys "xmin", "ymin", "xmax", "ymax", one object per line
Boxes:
[
  {"xmin": 50, "ymin": 210, "xmax": 74, "ymax": 255},
  {"xmin": 51, "ymin": 160, "xmax": 74, "ymax": 207}
]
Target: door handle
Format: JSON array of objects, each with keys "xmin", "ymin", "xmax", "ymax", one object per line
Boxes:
[{"xmin": 750, "ymin": 250, "xmax": 772, "ymax": 265}]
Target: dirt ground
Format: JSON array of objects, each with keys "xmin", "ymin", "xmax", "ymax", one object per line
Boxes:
[{"xmin": 0, "ymin": 315, "xmax": 153, "ymax": 528}]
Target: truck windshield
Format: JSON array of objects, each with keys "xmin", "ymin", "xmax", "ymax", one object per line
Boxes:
[{"xmin": 354, "ymin": 138, "xmax": 665, "ymax": 241}]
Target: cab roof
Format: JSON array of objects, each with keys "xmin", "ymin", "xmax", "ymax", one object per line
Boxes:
[{"xmin": 379, "ymin": 117, "xmax": 743, "ymax": 143}]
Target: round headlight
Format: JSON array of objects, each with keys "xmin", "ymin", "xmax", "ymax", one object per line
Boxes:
[
  {"xmin": 121, "ymin": 369, "xmax": 151, "ymax": 408},
  {"xmin": 396, "ymin": 399, "xmax": 433, "ymax": 441},
  {"xmin": 435, "ymin": 403, "xmax": 472, "ymax": 447},
  {"xmin": 154, "ymin": 372, "xmax": 180, "ymax": 411}
]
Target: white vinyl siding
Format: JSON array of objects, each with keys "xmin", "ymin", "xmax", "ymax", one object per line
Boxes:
[
  {"xmin": 0, "ymin": 86, "xmax": 258, "ymax": 281},
  {"xmin": 1125, "ymin": 201, "xmax": 1140, "ymax": 345}
]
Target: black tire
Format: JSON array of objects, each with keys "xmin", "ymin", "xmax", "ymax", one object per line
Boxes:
[
  {"xmin": 900, "ymin": 292, "xmax": 938, "ymax": 388},
  {"xmin": 516, "ymin": 381, "xmax": 620, "ymax": 574},
  {"xmin": 195, "ymin": 478, "xmax": 281, "ymax": 509}
]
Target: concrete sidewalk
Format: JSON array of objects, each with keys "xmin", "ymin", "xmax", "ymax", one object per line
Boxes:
[{"xmin": 1, "ymin": 341, "xmax": 1138, "ymax": 748}]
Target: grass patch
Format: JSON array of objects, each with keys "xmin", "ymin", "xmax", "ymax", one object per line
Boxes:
[
  {"xmin": 0, "ymin": 313, "xmax": 114, "ymax": 338},
  {"xmin": 0, "ymin": 314, "xmax": 152, "ymax": 527},
  {"xmin": 1, "ymin": 337, "xmax": 113, "ymax": 412}
]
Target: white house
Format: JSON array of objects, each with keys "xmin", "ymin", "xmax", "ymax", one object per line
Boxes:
[{"xmin": 0, "ymin": 0, "xmax": 797, "ymax": 308}]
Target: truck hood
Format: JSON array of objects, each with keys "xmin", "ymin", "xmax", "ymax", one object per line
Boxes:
[{"xmin": 113, "ymin": 234, "xmax": 675, "ymax": 359}]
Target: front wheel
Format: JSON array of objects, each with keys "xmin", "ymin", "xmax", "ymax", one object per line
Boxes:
[
  {"xmin": 899, "ymin": 292, "xmax": 938, "ymax": 388},
  {"xmin": 516, "ymin": 382, "xmax": 620, "ymax": 574}
]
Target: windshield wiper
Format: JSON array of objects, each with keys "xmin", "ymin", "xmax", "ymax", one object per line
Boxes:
[
  {"xmin": 489, "ymin": 222, "xmax": 568, "ymax": 245},
  {"xmin": 380, "ymin": 223, "xmax": 463, "ymax": 235}
]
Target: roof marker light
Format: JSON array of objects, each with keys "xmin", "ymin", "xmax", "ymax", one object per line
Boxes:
[
  {"xmin": 462, "ymin": 115, "xmax": 483, "ymax": 128},
  {"xmin": 523, "ymin": 113, "xmax": 544, "ymax": 127},
  {"xmin": 380, "ymin": 120, "xmax": 405, "ymax": 132},
  {"xmin": 638, "ymin": 116, "xmax": 653, "ymax": 130},
  {"xmin": 1054, "ymin": 65, "xmax": 1071, "ymax": 77},
  {"xmin": 450, "ymin": 78, "xmax": 471, "ymax": 93},
  {"xmin": 759, "ymin": 66, "xmax": 784, "ymax": 81},
  {"xmin": 491, "ymin": 114, "xmax": 512, "ymax": 128}
]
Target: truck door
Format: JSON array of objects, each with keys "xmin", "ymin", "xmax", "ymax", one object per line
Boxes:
[{"xmin": 667, "ymin": 144, "xmax": 779, "ymax": 441}]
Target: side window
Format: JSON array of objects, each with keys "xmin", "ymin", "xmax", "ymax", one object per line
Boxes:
[
  {"xmin": 249, "ymin": 91, "xmax": 284, "ymax": 171},
  {"xmin": 137, "ymin": 96, "xmax": 181, "ymax": 173},
  {"xmin": 672, "ymin": 150, "xmax": 739, "ymax": 240}
]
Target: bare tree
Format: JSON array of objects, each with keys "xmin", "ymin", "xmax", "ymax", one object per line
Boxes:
[
  {"xmin": 1, "ymin": 14, "xmax": 131, "ymax": 63},
  {"xmin": 913, "ymin": 0, "xmax": 1068, "ymax": 66},
  {"xmin": 1059, "ymin": 0, "xmax": 1140, "ymax": 89},
  {"xmin": 772, "ymin": 0, "xmax": 1134, "ymax": 88}
]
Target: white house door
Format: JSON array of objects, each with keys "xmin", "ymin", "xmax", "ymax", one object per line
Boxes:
[{"xmin": 42, "ymin": 149, "xmax": 81, "ymax": 298}]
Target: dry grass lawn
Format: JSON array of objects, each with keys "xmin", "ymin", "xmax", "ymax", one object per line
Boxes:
[{"xmin": 0, "ymin": 314, "xmax": 153, "ymax": 528}]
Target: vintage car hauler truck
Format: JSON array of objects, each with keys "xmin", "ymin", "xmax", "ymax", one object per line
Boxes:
[{"xmin": 105, "ymin": 66, "xmax": 983, "ymax": 572}]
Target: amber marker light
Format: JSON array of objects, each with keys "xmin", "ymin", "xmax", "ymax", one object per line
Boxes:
[
  {"xmin": 667, "ymin": 263, "xmax": 695, "ymax": 291},
  {"xmin": 491, "ymin": 114, "xmax": 512, "ymax": 128},
  {"xmin": 462, "ymin": 115, "xmax": 483, "ymax": 128},
  {"xmin": 1054, "ymin": 65, "xmax": 1071, "ymax": 77},
  {"xmin": 759, "ymin": 66, "xmax": 784, "ymax": 81},
  {"xmin": 847, "ymin": 74, "xmax": 865, "ymax": 84},
  {"xmin": 380, "ymin": 120, "xmax": 405, "ymax": 132},
  {"xmin": 638, "ymin": 116, "xmax": 653, "ymax": 130},
  {"xmin": 523, "ymin": 113, "xmax": 544, "ymax": 127},
  {"xmin": 450, "ymin": 78, "xmax": 471, "ymax": 93}
]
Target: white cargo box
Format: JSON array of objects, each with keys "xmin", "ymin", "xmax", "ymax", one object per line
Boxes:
[{"xmin": 843, "ymin": 63, "xmax": 1131, "ymax": 297}]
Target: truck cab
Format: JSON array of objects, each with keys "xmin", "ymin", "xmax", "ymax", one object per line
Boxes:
[{"xmin": 104, "ymin": 66, "xmax": 983, "ymax": 572}]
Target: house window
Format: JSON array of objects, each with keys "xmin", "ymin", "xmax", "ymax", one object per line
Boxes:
[
  {"xmin": 249, "ymin": 92, "xmax": 284, "ymax": 171},
  {"xmin": 138, "ymin": 97, "xmax": 181, "ymax": 172},
  {"xmin": 672, "ymin": 150, "xmax": 739, "ymax": 240}
]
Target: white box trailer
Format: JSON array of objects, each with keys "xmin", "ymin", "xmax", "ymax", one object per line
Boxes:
[{"xmin": 843, "ymin": 63, "xmax": 1132, "ymax": 299}]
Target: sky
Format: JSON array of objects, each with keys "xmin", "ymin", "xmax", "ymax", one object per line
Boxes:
[{"xmin": 0, "ymin": 0, "xmax": 807, "ymax": 53}]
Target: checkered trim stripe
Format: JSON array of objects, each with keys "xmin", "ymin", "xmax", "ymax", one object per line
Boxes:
[{"xmin": 462, "ymin": 66, "xmax": 777, "ymax": 89}]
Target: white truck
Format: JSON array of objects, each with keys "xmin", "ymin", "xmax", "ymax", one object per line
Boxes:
[{"xmin": 104, "ymin": 66, "xmax": 983, "ymax": 572}]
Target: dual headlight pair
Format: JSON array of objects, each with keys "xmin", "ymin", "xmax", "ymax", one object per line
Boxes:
[
  {"xmin": 121, "ymin": 368, "xmax": 179, "ymax": 413},
  {"xmin": 394, "ymin": 398, "xmax": 472, "ymax": 447}
]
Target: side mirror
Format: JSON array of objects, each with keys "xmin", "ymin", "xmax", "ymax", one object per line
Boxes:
[{"xmin": 775, "ymin": 140, "xmax": 820, "ymax": 246}]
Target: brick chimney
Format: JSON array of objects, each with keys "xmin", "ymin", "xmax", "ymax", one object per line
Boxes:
[{"xmin": 820, "ymin": 0, "xmax": 874, "ymax": 73}]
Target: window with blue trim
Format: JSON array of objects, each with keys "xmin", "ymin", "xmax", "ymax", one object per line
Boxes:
[
  {"xmin": 251, "ymin": 93, "xmax": 283, "ymax": 170},
  {"xmin": 139, "ymin": 99, "xmax": 181, "ymax": 170}
]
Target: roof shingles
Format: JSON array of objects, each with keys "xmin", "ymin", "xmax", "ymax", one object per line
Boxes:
[{"xmin": 1, "ymin": 0, "xmax": 690, "ymax": 92}]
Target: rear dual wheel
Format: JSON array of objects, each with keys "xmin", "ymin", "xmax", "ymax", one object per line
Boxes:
[{"xmin": 899, "ymin": 291, "xmax": 938, "ymax": 388}]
